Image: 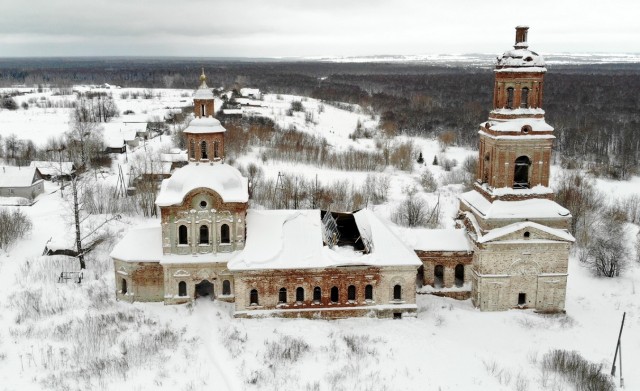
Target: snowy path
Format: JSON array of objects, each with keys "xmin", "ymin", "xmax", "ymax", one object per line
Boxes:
[{"xmin": 192, "ymin": 300, "xmax": 242, "ymax": 391}]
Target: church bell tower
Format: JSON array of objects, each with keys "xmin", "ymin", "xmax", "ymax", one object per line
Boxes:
[{"xmin": 476, "ymin": 26, "xmax": 554, "ymax": 201}]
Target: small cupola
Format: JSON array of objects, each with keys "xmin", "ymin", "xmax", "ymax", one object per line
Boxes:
[
  {"xmin": 193, "ymin": 68, "xmax": 215, "ymax": 118},
  {"xmin": 514, "ymin": 26, "xmax": 529, "ymax": 49}
]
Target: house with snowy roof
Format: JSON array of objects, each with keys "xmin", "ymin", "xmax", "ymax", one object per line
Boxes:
[{"xmin": 0, "ymin": 165, "xmax": 45, "ymax": 200}]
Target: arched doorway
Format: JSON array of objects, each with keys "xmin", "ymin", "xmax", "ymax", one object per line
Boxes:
[
  {"xmin": 434, "ymin": 265, "xmax": 444, "ymax": 288},
  {"xmin": 514, "ymin": 156, "xmax": 531, "ymax": 189},
  {"xmin": 195, "ymin": 279, "xmax": 214, "ymax": 299}
]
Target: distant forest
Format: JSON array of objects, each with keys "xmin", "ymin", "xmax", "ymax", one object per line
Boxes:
[{"xmin": 1, "ymin": 58, "xmax": 639, "ymax": 179}]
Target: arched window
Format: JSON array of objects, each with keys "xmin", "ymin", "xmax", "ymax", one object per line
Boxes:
[
  {"xmin": 121, "ymin": 278, "xmax": 127, "ymax": 294},
  {"xmin": 514, "ymin": 156, "xmax": 532, "ymax": 189},
  {"xmin": 199, "ymin": 225, "xmax": 209, "ymax": 244},
  {"xmin": 313, "ymin": 287, "xmax": 321, "ymax": 302},
  {"xmin": 223, "ymin": 280, "xmax": 231, "ymax": 295},
  {"xmin": 434, "ymin": 265, "xmax": 444, "ymax": 288},
  {"xmin": 189, "ymin": 140, "xmax": 195, "ymax": 160},
  {"xmin": 520, "ymin": 87, "xmax": 529, "ymax": 108},
  {"xmin": 506, "ymin": 87, "xmax": 514, "ymax": 109},
  {"xmin": 393, "ymin": 285, "xmax": 402, "ymax": 301},
  {"xmin": 178, "ymin": 225, "xmax": 188, "ymax": 245},
  {"xmin": 201, "ymin": 141, "xmax": 208, "ymax": 160},
  {"xmin": 250, "ymin": 289, "xmax": 259, "ymax": 306},
  {"xmin": 296, "ymin": 287, "xmax": 304, "ymax": 302},
  {"xmin": 279, "ymin": 287, "xmax": 287, "ymax": 303},
  {"xmin": 330, "ymin": 286, "xmax": 339, "ymax": 303},
  {"xmin": 455, "ymin": 264, "xmax": 465, "ymax": 287},
  {"xmin": 201, "ymin": 103, "xmax": 206, "ymax": 117},
  {"xmin": 365, "ymin": 284, "xmax": 373, "ymax": 301},
  {"xmin": 214, "ymin": 141, "xmax": 220, "ymax": 158},
  {"xmin": 178, "ymin": 281, "xmax": 187, "ymax": 297},
  {"xmin": 220, "ymin": 224, "xmax": 230, "ymax": 243},
  {"xmin": 347, "ymin": 285, "xmax": 356, "ymax": 301}
]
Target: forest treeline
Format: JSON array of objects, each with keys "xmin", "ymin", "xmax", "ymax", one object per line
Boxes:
[{"xmin": 1, "ymin": 58, "xmax": 639, "ymax": 178}]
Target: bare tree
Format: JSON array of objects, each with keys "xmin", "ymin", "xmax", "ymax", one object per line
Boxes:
[
  {"xmin": 0, "ymin": 208, "xmax": 32, "ymax": 250},
  {"xmin": 392, "ymin": 187, "xmax": 439, "ymax": 228},
  {"xmin": 554, "ymin": 171, "xmax": 603, "ymax": 244},
  {"xmin": 579, "ymin": 217, "xmax": 629, "ymax": 277}
]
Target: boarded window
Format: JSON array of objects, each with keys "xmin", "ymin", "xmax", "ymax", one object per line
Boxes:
[
  {"xmin": 313, "ymin": 286, "xmax": 321, "ymax": 302},
  {"xmin": 514, "ymin": 156, "xmax": 531, "ymax": 189},
  {"xmin": 296, "ymin": 287, "xmax": 304, "ymax": 302},
  {"xmin": 347, "ymin": 285, "xmax": 356, "ymax": 301},
  {"xmin": 220, "ymin": 224, "xmax": 230, "ymax": 243},
  {"xmin": 330, "ymin": 286, "xmax": 339, "ymax": 303},
  {"xmin": 223, "ymin": 280, "xmax": 231, "ymax": 295},
  {"xmin": 250, "ymin": 289, "xmax": 259, "ymax": 306},
  {"xmin": 365, "ymin": 284, "xmax": 373, "ymax": 301},
  {"xmin": 189, "ymin": 140, "xmax": 195, "ymax": 159},
  {"xmin": 121, "ymin": 278, "xmax": 127, "ymax": 294},
  {"xmin": 279, "ymin": 287, "xmax": 287, "ymax": 303},
  {"xmin": 201, "ymin": 141, "xmax": 208, "ymax": 160},
  {"xmin": 199, "ymin": 225, "xmax": 209, "ymax": 244},
  {"xmin": 178, "ymin": 225, "xmax": 188, "ymax": 245},
  {"xmin": 393, "ymin": 285, "xmax": 402, "ymax": 300},
  {"xmin": 178, "ymin": 281, "xmax": 187, "ymax": 297},
  {"xmin": 455, "ymin": 264, "xmax": 464, "ymax": 287},
  {"xmin": 520, "ymin": 87, "xmax": 529, "ymax": 108}
]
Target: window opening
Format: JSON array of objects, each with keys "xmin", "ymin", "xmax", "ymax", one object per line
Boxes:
[
  {"xmin": 220, "ymin": 224, "xmax": 230, "ymax": 243},
  {"xmin": 365, "ymin": 284, "xmax": 373, "ymax": 301},
  {"xmin": 223, "ymin": 280, "xmax": 231, "ymax": 295},
  {"xmin": 455, "ymin": 264, "xmax": 464, "ymax": 287},
  {"xmin": 348, "ymin": 285, "xmax": 356, "ymax": 301},
  {"xmin": 178, "ymin": 281, "xmax": 187, "ymax": 297},
  {"xmin": 178, "ymin": 225, "xmax": 188, "ymax": 245},
  {"xmin": 313, "ymin": 287, "xmax": 321, "ymax": 302},
  {"xmin": 250, "ymin": 289, "xmax": 259, "ymax": 306},
  {"xmin": 330, "ymin": 286, "xmax": 339, "ymax": 303},
  {"xmin": 393, "ymin": 285, "xmax": 402, "ymax": 300},
  {"xmin": 121, "ymin": 278, "xmax": 127, "ymax": 294},
  {"xmin": 518, "ymin": 293, "xmax": 526, "ymax": 306},
  {"xmin": 434, "ymin": 265, "xmax": 444, "ymax": 288},
  {"xmin": 201, "ymin": 141, "xmax": 208, "ymax": 160},
  {"xmin": 296, "ymin": 287, "xmax": 304, "ymax": 302},
  {"xmin": 279, "ymin": 287, "xmax": 287, "ymax": 303},
  {"xmin": 199, "ymin": 225, "xmax": 209, "ymax": 244},
  {"xmin": 520, "ymin": 87, "xmax": 529, "ymax": 108},
  {"xmin": 506, "ymin": 87, "xmax": 514, "ymax": 109},
  {"xmin": 514, "ymin": 156, "xmax": 532, "ymax": 189}
]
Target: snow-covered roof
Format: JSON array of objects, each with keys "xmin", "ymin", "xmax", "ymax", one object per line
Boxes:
[
  {"xmin": 404, "ymin": 228, "xmax": 472, "ymax": 252},
  {"xmin": 0, "ymin": 166, "xmax": 41, "ymax": 187},
  {"xmin": 194, "ymin": 87, "xmax": 214, "ymax": 100},
  {"xmin": 160, "ymin": 151, "xmax": 188, "ymax": 162},
  {"xmin": 110, "ymin": 225, "xmax": 163, "ymax": 262},
  {"xmin": 496, "ymin": 48, "xmax": 546, "ymax": 69},
  {"xmin": 102, "ymin": 123, "xmax": 139, "ymax": 143},
  {"xmin": 222, "ymin": 109, "xmax": 243, "ymax": 115},
  {"xmin": 477, "ymin": 221, "xmax": 575, "ymax": 244},
  {"xmin": 240, "ymin": 88, "xmax": 260, "ymax": 97},
  {"xmin": 228, "ymin": 209, "xmax": 421, "ymax": 271},
  {"xmin": 484, "ymin": 118, "xmax": 553, "ymax": 133},
  {"xmin": 183, "ymin": 117, "xmax": 226, "ymax": 134},
  {"xmin": 155, "ymin": 163, "xmax": 248, "ymax": 206},
  {"xmin": 460, "ymin": 190, "xmax": 571, "ymax": 220},
  {"xmin": 30, "ymin": 161, "xmax": 75, "ymax": 176}
]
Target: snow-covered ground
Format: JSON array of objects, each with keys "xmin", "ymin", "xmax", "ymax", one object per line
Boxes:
[{"xmin": 0, "ymin": 86, "xmax": 638, "ymax": 390}]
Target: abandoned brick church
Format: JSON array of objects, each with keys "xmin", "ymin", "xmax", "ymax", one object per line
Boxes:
[{"xmin": 110, "ymin": 26, "xmax": 574, "ymax": 318}]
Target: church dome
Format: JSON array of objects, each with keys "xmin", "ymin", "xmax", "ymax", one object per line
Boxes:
[{"xmin": 495, "ymin": 26, "xmax": 546, "ymax": 71}]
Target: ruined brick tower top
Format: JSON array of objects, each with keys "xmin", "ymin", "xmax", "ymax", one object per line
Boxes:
[
  {"xmin": 475, "ymin": 26, "xmax": 555, "ymax": 201},
  {"xmin": 184, "ymin": 70, "xmax": 226, "ymax": 163}
]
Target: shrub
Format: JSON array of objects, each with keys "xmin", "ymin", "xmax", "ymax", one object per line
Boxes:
[
  {"xmin": 541, "ymin": 349, "xmax": 615, "ymax": 391},
  {"xmin": 420, "ymin": 169, "xmax": 438, "ymax": 192},
  {"xmin": 0, "ymin": 208, "xmax": 32, "ymax": 250}
]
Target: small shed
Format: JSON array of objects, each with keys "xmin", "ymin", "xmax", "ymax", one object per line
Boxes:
[{"xmin": 30, "ymin": 161, "xmax": 76, "ymax": 181}]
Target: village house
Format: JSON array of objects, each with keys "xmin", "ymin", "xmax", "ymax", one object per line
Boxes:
[
  {"xmin": 0, "ymin": 165, "xmax": 45, "ymax": 200},
  {"xmin": 111, "ymin": 27, "xmax": 573, "ymax": 317}
]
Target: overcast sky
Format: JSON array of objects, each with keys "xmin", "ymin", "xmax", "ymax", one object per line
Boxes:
[{"xmin": 1, "ymin": 0, "xmax": 639, "ymax": 57}]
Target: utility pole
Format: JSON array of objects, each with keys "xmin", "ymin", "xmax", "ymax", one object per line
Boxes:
[{"xmin": 611, "ymin": 312, "xmax": 626, "ymax": 388}]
